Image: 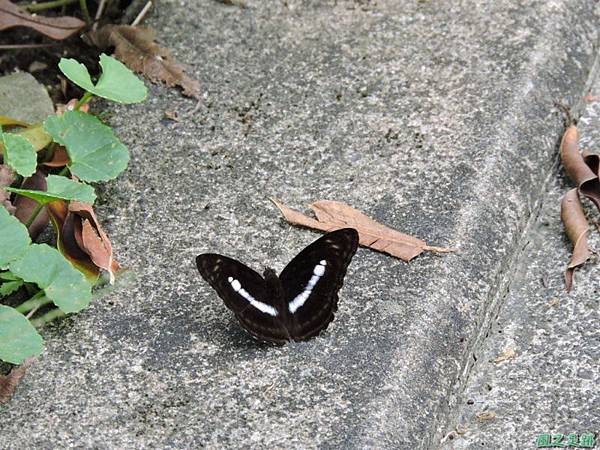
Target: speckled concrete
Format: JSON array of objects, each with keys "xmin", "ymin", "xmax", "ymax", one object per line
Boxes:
[
  {"xmin": 443, "ymin": 87, "xmax": 600, "ymax": 449},
  {"xmin": 1, "ymin": 1, "xmax": 599, "ymax": 449}
]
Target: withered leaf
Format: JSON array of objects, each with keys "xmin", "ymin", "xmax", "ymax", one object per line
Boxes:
[
  {"xmin": 0, "ymin": 164, "xmax": 16, "ymax": 214},
  {"xmin": 70, "ymin": 201, "xmax": 119, "ymax": 284},
  {"xmin": 42, "ymin": 146, "xmax": 69, "ymax": 168},
  {"xmin": 0, "ymin": 358, "xmax": 33, "ymax": 404},
  {"xmin": 561, "ymin": 188, "xmax": 591, "ymax": 292},
  {"xmin": 0, "ymin": 0, "xmax": 85, "ymax": 40},
  {"xmin": 271, "ymin": 199, "xmax": 455, "ymax": 262},
  {"xmin": 47, "ymin": 200, "xmax": 100, "ymax": 283},
  {"xmin": 560, "ymin": 125, "xmax": 600, "ymax": 212},
  {"xmin": 90, "ymin": 25, "xmax": 201, "ymax": 99},
  {"xmin": 13, "ymin": 169, "xmax": 49, "ymax": 239}
]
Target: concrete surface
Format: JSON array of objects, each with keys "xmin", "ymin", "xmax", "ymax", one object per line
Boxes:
[
  {"xmin": 442, "ymin": 91, "xmax": 600, "ymax": 449},
  {"xmin": 1, "ymin": 0, "xmax": 600, "ymax": 449}
]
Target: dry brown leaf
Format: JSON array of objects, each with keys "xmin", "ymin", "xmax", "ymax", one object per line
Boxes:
[
  {"xmin": 560, "ymin": 126, "xmax": 600, "ymax": 212},
  {"xmin": 494, "ymin": 347, "xmax": 516, "ymax": 364},
  {"xmin": 69, "ymin": 201, "xmax": 119, "ymax": 283},
  {"xmin": 475, "ymin": 410, "xmax": 496, "ymax": 422},
  {"xmin": 42, "ymin": 146, "xmax": 69, "ymax": 168},
  {"xmin": 90, "ymin": 25, "xmax": 201, "ymax": 99},
  {"xmin": 561, "ymin": 188, "xmax": 591, "ymax": 292},
  {"xmin": 0, "ymin": 164, "xmax": 16, "ymax": 214},
  {"xmin": 271, "ymin": 199, "xmax": 455, "ymax": 262},
  {"xmin": 0, "ymin": 358, "xmax": 33, "ymax": 403},
  {"xmin": 13, "ymin": 169, "xmax": 49, "ymax": 239},
  {"xmin": 0, "ymin": 0, "xmax": 85, "ymax": 40}
]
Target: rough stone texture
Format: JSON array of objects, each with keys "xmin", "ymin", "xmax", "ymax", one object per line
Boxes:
[
  {"xmin": 1, "ymin": 1, "xmax": 599, "ymax": 449},
  {"xmin": 0, "ymin": 72, "xmax": 54, "ymax": 123},
  {"xmin": 443, "ymin": 89, "xmax": 600, "ymax": 450}
]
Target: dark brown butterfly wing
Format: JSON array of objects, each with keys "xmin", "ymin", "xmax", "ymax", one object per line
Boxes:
[
  {"xmin": 196, "ymin": 254, "xmax": 290, "ymax": 343},
  {"xmin": 278, "ymin": 228, "xmax": 359, "ymax": 341}
]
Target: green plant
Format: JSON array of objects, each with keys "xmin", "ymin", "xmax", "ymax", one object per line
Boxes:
[{"xmin": 0, "ymin": 53, "xmax": 147, "ymax": 364}]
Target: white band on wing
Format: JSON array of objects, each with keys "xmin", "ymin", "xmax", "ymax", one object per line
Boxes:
[
  {"xmin": 227, "ymin": 276, "xmax": 278, "ymax": 316},
  {"xmin": 288, "ymin": 260, "xmax": 327, "ymax": 313}
]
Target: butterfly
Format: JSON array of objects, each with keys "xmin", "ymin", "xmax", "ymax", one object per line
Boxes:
[{"xmin": 196, "ymin": 228, "xmax": 359, "ymax": 344}]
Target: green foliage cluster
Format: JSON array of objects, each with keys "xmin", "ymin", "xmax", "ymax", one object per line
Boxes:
[{"xmin": 0, "ymin": 54, "xmax": 147, "ymax": 364}]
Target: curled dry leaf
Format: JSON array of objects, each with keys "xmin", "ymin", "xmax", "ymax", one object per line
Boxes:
[
  {"xmin": 42, "ymin": 146, "xmax": 69, "ymax": 168},
  {"xmin": 271, "ymin": 199, "xmax": 455, "ymax": 262},
  {"xmin": 0, "ymin": 358, "xmax": 33, "ymax": 403},
  {"xmin": 561, "ymin": 188, "xmax": 591, "ymax": 292},
  {"xmin": 47, "ymin": 201, "xmax": 119, "ymax": 283},
  {"xmin": 0, "ymin": 164, "xmax": 16, "ymax": 214},
  {"xmin": 13, "ymin": 169, "xmax": 49, "ymax": 239},
  {"xmin": 90, "ymin": 25, "xmax": 201, "ymax": 99},
  {"xmin": 70, "ymin": 201, "xmax": 119, "ymax": 284},
  {"xmin": 0, "ymin": 0, "xmax": 85, "ymax": 40},
  {"xmin": 475, "ymin": 410, "xmax": 496, "ymax": 422},
  {"xmin": 560, "ymin": 125, "xmax": 600, "ymax": 212}
]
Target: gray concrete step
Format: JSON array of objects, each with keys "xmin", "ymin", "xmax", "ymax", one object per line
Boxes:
[{"xmin": 1, "ymin": 1, "xmax": 599, "ymax": 448}]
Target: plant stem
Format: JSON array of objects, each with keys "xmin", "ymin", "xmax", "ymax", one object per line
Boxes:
[
  {"xmin": 31, "ymin": 309, "xmax": 65, "ymax": 327},
  {"xmin": 79, "ymin": 0, "xmax": 91, "ymax": 23},
  {"xmin": 15, "ymin": 291, "xmax": 49, "ymax": 314},
  {"xmin": 26, "ymin": 0, "xmax": 78, "ymax": 12},
  {"xmin": 24, "ymin": 203, "xmax": 44, "ymax": 229},
  {"xmin": 75, "ymin": 92, "xmax": 93, "ymax": 111}
]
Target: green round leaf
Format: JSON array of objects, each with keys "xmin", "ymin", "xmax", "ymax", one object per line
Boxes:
[
  {"xmin": 9, "ymin": 244, "xmax": 92, "ymax": 314},
  {"xmin": 58, "ymin": 54, "xmax": 147, "ymax": 104},
  {"xmin": 44, "ymin": 111, "xmax": 129, "ymax": 182},
  {"xmin": 0, "ymin": 207, "xmax": 31, "ymax": 269},
  {"xmin": 1, "ymin": 129, "xmax": 37, "ymax": 178},
  {"xmin": 0, "ymin": 305, "xmax": 44, "ymax": 364},
  {"xmin": 6, "ymin": 174, "xmax": 96, "ymax": 205}
]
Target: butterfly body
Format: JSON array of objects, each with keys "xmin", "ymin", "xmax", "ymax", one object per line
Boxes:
[{"xmin": 196, "ymin": 228, "xmax": 359, "ymax": 344}]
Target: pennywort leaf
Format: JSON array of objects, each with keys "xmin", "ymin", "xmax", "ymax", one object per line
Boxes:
[
  {"xmin": 0, "ymin": 207, "xmax": 31, "ymax": 268},
  {"xmin": 59, "ymin": 53, "xmax": 147, "ymax": 104},
  {"xmin": 6, "ymin": 174, "xmax": 96, "ymax": 205},
  {"xmin": 44, "ymin": 111, "xmax": 129, "ymax": 182},
  {"xmin": 0, "ymin": 305, "xmax": 44, "ymax": 364},
  {"xmin": 1, "ymin": 128, "xmax": 37, "ymax": 178},
  {"xmin": 9, "ymin": 244, "xmax": 92, "ymax": 313},
  {"xmin": 0, "ymin": 279, "xmax": 23, "ymax": 297}
]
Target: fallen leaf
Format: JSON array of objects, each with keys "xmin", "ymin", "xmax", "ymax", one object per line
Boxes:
[
  {"xmin": 0, "ymin": 164, "xmax": 16, "ymax": 214},
  {"xmin": 584, "ymin": 95, "xmax": 599, "ymax": 103},
  {"xmin": 475, "ymin": 410, "xmax": 496, "ymax": 422},
  {"xmin": 547, "ymin": 297, "xmax": 560, "ymax": 307},
  {"xmin": 46, "ymin": 200, "xmax": 100, "ymax": 283},
  {"xmin": 13, "ymin": 169, "xmax": 49, "ymax": 240},
  {"xmin": 494, "ymin": 347, "xmax": 516, "ymax": 364},
  {"xmin": 561, "ymin": 188, "xmax": 591, "ymax": 292},
  {"xmin": 0, "ymin": 358, "xmax": 33, "ymax": 403},
  {"xmin": 271, "ymin": 199, "xmax": 455, "ymax": 262},
  {"xmin": 560, "ymin": 126, "xmax": 600, "ymax": 212},
  {"xmin": 90, "ymin": 25, "xmax": 201, "ymax": 99},
  {"xmin": 42, "ymin": 146, "xmax": 69, "ymax": 168},
  {"xmin": 0, "ymin": 0, "xmax": 85, "ymax": 40},
  {"xmin": 70, "ymin": 201, "xmax": 119, "ymax": 283}
]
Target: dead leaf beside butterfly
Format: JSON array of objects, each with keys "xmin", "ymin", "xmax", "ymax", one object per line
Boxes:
[
  {"xmin": 271, "ymin": 199, "xmax": 455, "ymax": 262},
  {"xmin": 90, "ymin": 25, "xmax": 201, "ymax": 99},
  {"xmin": 0, "ymin": 0, "xmax": 85, "ymax": 40}
]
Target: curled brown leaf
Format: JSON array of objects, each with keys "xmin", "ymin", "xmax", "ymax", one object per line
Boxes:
[
  {"xmin": 0, "ymin": 358, "xmax": 33, "ymax": 404},
  {"xmin": 0, "ymin": 164, "xmax": 16, "ymax": 214},
  {"xmin": 90, "ymin": 25, "xmax": 201, "ymax": 99},
  {"xmin": 69, "ymin": 201, "xmax": 119, "ymax": 284},
  {"xmin": 561, "ymin": 188, "xmax": 591, "ymax": 292},
  {"xmin": 13, "ymin": 169, "xmax": 49, "ymax": 239},
  {"xmin": 271, "ymin": 199, "xmax": 455, "ymax": 262},
  {"xmin": 560, "ymin": 126, "xmax": 600, "ymax": 212},
  {"xmin": 0, "ymin": 0, "xmax": 85, "ymax": 40}
]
